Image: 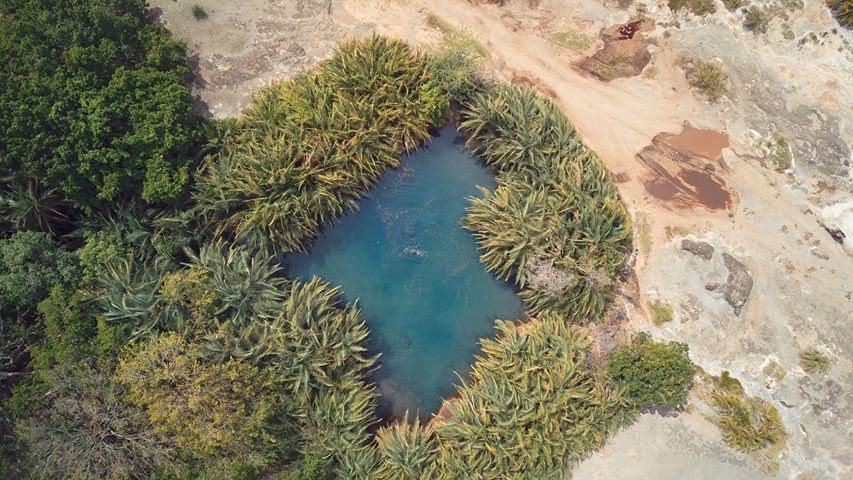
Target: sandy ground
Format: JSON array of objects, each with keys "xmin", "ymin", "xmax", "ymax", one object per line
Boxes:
[
  {"xmin": 571, "ymin": 411, "xmax": 774, "ymax": 480},
  {"xmin": 151, "ymin": 0, "xmax": 852, "ymax": 478}
]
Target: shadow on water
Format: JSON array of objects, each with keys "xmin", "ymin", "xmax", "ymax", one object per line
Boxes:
[{"xmin": 283, "ymin": 125, "xmax": 524, "ymax": 421}]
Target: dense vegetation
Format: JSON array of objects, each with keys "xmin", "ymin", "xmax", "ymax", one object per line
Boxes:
[
  {"xmin": 192, "ymin": 35, "xmax": 440, "ymax": 253},
  {"xmin": 0, "ymin": 2, "xmax": 695, "ymax": 478},
  {"xmin": 431, "ymin": 319, "xmax": 634, "ymax": 478},
  {"xmin": 607, "ymin": 332, "xmax": 694, "ymax": 409},
  {"xmin": 461, "ymin": 86, "xmax": 632, "ymax": 321},
  {"xmin": 0, "ymin": 0, "xmax": 201, "ymax": 215}
]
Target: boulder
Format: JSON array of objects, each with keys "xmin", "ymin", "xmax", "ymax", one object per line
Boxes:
[
  {"xmin": 721, "ymin": 253, "xmax": 753, "ymax": 315},
  {"xmin": 681, "ymin": 239, "xmax": 715, "ymax": 260}
]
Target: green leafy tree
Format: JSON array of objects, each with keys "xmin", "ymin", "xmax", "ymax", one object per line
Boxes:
[
  {"xmin": 0, "ymin": 0, "xmax": 202, "ymax": 211},
  {"xmin": 607, "ymin": 332, "xmax": 695, "ymax": 408},
  {"xmin": 28, "ymin": 286, "xmax": 98, "ymax": 371},
  {"xmin": 0, "ymin": 231, "xmax": 78, "ymax": 311},
  {"xmin": 76, "ymin": 230, "xmax": 134, "ymax": 286}
]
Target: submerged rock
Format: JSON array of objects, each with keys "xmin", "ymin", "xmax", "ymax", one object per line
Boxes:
[
  {"xmin": 721, "ymin": 253, "xmax": 753, "ymax": 315},
  {"xmin": 681, "ymin": 239, "xmax": 715, "ymax": 260}
]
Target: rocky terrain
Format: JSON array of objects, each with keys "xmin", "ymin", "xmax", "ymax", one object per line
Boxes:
[{"xmin": 150, "ymin": 0, "xmax": 851, "ymax": 478}]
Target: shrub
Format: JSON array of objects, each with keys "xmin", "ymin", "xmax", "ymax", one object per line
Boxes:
[
  {"xmin": 713, "ymin": 370, "xmax": 745, "ymax": 395},
  {"xmin": 418, "ymin": 79, "xmax": 449, "ymax": 128},
  {"xmin": 799, "ymin": 348, "xmax": 831, "ymax": 375},
  {"xmin": 711, "ymin": 391, "xmax": 786, "ymax": 452},
  {"xmin": 722, "ymin": 0, "xmax": 743, "ymax": 11},
  {"xmin": 669, "ymin": 0, "xmax": 717, "ymax": 15},
  {"xmin": 0, "ymin": 231, "xmax": 78, "ymax": 311},
  {"xmin": 649, "ymin": 301, "xmax": 674, "ymax": 325},
  {"xmin": 549, "ymin": 30, "xmax": 593, "ymax": 50},
  {"xmin": 0, "ymin": 310, "xmax": 37, "ymax": 398},
  {"xmin": 761, "ymin": 132, "xmax": 792, "ymax": 172},
  {"xmin": 15, "ymin": 366, "xmax": 175, "ymax": 479},
  {"xmin": 192, "ymin": 4, "xmax": 207, "ymax": 20},
  {"xmin": 28, "ymin": 287, "xmax": 98, "ymax": 371},
  {"xmin": 744, "ymin": 6, "xmax": 770, "ymax": 33},
  {"xmin": 425, "ymin": 23, "xmax": 487, "ymax": 104},
  {"xmin": 686, "ymin": 59, "xmax": 729, "ymax": 103},
  {"xmin": 607, "ymin": 332, "xmax": 694, "ymax": 408},
  {"xmin": 274, "ymin": 454, "xmax": 333, "ymax": 480},
  {"xmin": 116, "ymin": 333, "xmax": 276, "ymax": 458}
]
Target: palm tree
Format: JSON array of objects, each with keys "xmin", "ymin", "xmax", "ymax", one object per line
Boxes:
[
  {"xmin": 460, "ymin": 85, "xmax": 631, "ymax": 321},
  {"xmin": 192, "ymin": 35, "xmax": 435, "ymax": 254},
  {"xmin": 431, "ymin": 317, "xmax": 633, "ymax": 479},
  {"xmin": 827, "ymin": 0, "xmax": 852, "ymax": 27},
  {"xmin": 0, "ymin": 177, "xmax": 69, "ymax": 234},
  {"xmin": 375, "ymin": 414, "xmax": 437, "ymax": 479}
]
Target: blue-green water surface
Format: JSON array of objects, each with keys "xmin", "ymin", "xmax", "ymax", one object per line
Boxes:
[{"xmin": 285, "ymin": 126, "xmax": 523, "ymax": 419}]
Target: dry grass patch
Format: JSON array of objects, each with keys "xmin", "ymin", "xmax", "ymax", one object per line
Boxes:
[
  {"xmin": 549, "ymin": 30, "xmax": 593, "ymax": 50},
  {"xmin": 649, "ymin": 301, "xmax": 674, "ymax": 325},
  {"xmin": 799, "ymin": 348, "xmax": 831, "ymax": 375},
  {"xmin": 684, "ymin": 59, "xmax": 729, "ymax": 103}
]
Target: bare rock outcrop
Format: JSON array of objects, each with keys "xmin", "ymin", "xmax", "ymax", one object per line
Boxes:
[
  {"xmin": 721, "ymin": 253, "xmax": 752, "ymax": 315},
  {"xmin": 681, "ymin": 239, "xmax": 714, "ymax": 260}
]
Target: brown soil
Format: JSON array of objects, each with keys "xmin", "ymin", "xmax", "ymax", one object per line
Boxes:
[
  {"xmin": 638, "ymin": 126, "xmax": 734, "ymax": 211},
  {"xmin": 663, "ymin": 127, "xmax": 730, "ymax": 161},
  {"xmin": 579, "ymin": 17, "xmax": 653, "ymax": 81}
]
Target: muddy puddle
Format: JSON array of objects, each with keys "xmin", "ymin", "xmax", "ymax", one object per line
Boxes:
[
  {"xmin": 639, "ymin": 126, "xmax": 734, "ymax": 211},
  {"xmin": 662, "ymin": 127, "xmax": 730, "ymax": 161},
  {"xmin": 680, "ymin": 169, "xmax": 730, "ymax": 210}
]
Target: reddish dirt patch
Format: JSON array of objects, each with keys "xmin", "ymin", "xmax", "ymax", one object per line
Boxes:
[
  {"xmin": 662, "ymin": 127, "xmax": 730, "ymax": 161},
  {"xmin": 579, "ymin": 17, "xmax": 653, "ymax": 81},
  {"xmin": 429, "ymin": 392, "xmax": 461, "ymax": 427},
  {"xmin": 510, "ymin": 71, "xmax": 559, "ymax": 98},
  {"xmin": 638, "ymin": 125, "xmax": 734, "ymax": 211},
  {"xmin": 612, "ymin": 172, "xmax": 631, "ymax": 183},
  {"xmin": 680, "ymin": 169, "xmax": 730, "ymax": 210}
]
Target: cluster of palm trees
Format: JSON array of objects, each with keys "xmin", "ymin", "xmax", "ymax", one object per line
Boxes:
[
  {"xmin": 192, "ymin": 35, "xmax": 438, "ymax": 254},
  {"xmin": 328, "ymin": 317, "xmax": 634, "ymax": 479},
  {"xmin": 431, "ymin": 318, "xmax": 634, "ymax": 478},
  {"xmin": 92, "ymin": 36, "xmax": 635, "ymax": 478},
  {"xmin": 461, "ymin": 85, "xmax": 632, "ymax": 321}
]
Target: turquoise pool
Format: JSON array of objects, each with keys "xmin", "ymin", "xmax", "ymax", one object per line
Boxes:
[{"xmin": 285, "ymin": 126, "xmax": 523, "ymax": 420}]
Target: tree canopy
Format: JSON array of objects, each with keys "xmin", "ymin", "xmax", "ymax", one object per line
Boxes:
[
  {"xmin": 607, "ymin": 332, "xmax": 695, "ymax": 409},
  {"xmin": 0, "ymin": 0, "xmax": 201, "ymax": 212}
]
